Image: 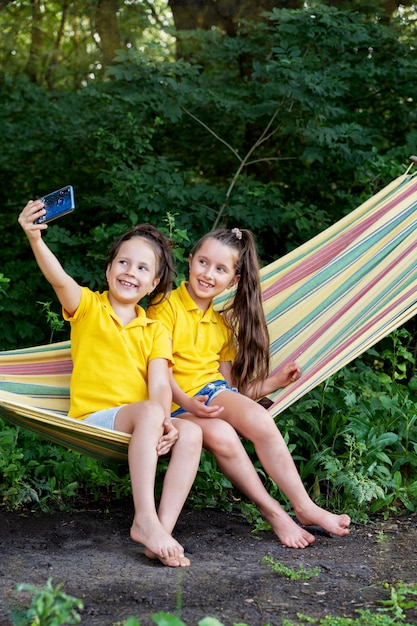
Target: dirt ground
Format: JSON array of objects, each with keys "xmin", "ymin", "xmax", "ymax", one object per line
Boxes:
[{"xmin": 0, "ymin": 502, "xmax": 416, "ymax": 626}]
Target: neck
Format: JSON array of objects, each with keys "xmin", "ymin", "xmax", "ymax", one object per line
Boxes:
[{"xmin": 108, "ymin": 294, "xmax": 138, "ymax": 325}]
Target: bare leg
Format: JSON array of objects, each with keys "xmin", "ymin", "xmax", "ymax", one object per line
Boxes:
[
  {"xmin": 115, "ymin": 402, "xmax": 191, "ymax": 567},
  {"xmin": 183, "ymin": 416, "xmax": 316, "ymax": 548},
  {"xmin": 212, "ymin": 392, "xmax": 350, "ymax": 540},
  {"xmin": 145, "ymin": 418, "xmax": 203, "ymax": 566},
  {"xmin": 183, "ymin": 391, "xmax": 350, "ymax": 548}
]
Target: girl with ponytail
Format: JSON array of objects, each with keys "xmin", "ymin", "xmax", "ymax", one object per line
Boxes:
[{"xmin": 148, "ymin": 227, "xmax": 350, "ymax": 548}]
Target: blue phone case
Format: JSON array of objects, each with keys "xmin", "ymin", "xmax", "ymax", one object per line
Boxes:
[{"xmin": 34, "ymin": 185, "xmax": 75, "ymax": 224}]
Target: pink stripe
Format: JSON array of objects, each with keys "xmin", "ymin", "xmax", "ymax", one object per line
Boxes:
[
  {"xmin": 272, "ymin": 239, "xmax": 417, "ymax": 367},
  {"xmin": 270, "ymin": 281, "xmax": 417, "ymax": 411},
  {"xmin": 0, "ymin": 360, "xmax": 73, "ymax": 376},
  {"xmin": 263, "ymin": 180, "xmax": 417, "ymax": 300}
]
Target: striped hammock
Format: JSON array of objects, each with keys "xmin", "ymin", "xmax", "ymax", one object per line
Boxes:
[{"xmin": 1, "ymin": 166, "xmax": 417, "ymax": 464}]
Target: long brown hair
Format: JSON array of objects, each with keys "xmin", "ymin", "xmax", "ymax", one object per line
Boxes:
[
  {"xmin": 106, "ymin": 224, "xmax": 174, "ymax": 305},
  {"xmin": 190, "ymin": 228, "xmax": 270, "ymax": 391}
]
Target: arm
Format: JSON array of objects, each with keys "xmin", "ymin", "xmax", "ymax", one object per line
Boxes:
[
  {"xmin": 219, "ymin": 360, "xmax": 301, "ymax": 400},
  {"xmin": 18, "ymin": 199, "xmax": 81, "ymax": 315},
  {"xmin": 148, "ymin": 358, "xmax": 179, "ymax": 456},
  {"xmin": 148, "ymin": 358, "xmax": 173, "ymax": 419},
  {"xmin": 169, "ymin": 370, "xmax": 225, "ymax": 418}
]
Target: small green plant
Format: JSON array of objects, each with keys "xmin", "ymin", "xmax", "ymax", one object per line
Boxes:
[
  {"xmin": 37, "ymin": 300, "xmax": 65, "ymax": 343},
  {"xmin": 12, "ymin": 577, "xmax": 83, "ymax": 626},
  {"xmin": 282, "ymin": 608, "xmax": 416, "ymax": 624},
  {"xmin": 375, "ymin": 529, "xmax": 388, "ymax": 543},
  {"xmin": 261, "ymin": 555, "xmax": 320, "ymax": 580},
  {"xmin": 160, "ymin": 212, "xmax": 190, "ymax": 285},
  {"xmin": 0, "ymin": 272, "xmax": 10, "ymax": 297},
  {"xmin": 376, "ymin": 582, "xmax": 417, "ymax": 620},
  {"xmin": 239, "ymin": 500, "xmax": 273, "ymax": 534}
]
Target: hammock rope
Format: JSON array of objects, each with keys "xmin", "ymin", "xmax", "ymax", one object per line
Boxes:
[{"xmin": 1, "ymin": 167, "xmax": 417, "ymax": 463}]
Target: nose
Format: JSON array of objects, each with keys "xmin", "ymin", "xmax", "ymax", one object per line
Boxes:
[
  {"xmin": 124, "ymin": 263, "xmax": 135, "ymax": 276},
  {"xmin": 202, "ymin": 265, "xmax": 214, "ymax": 280}
]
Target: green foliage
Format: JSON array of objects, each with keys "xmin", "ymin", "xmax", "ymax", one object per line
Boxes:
[
  {"xmin": 282, "ymin": 609, "xmax": 415, "ymax": 625},
  {"xmin": 184, "ymin": 451, "xmax": 235, "ymax": 510},
  {"xmin": 0, "ymin": 272, "xmax": 10, "ymax": 294},
  {"xmin": 12, "ymin": 578, "xmax": 83, "ymax": 626},
  {"xmin": 376, "ymin": 582, "xmax": 417, "ymax": 621},
  {"xmin": 278, "ymin": 328, "xmax": 417, "ymax": 522},
  {"xmin": 262, "ymin": 555, "xmax": 320, "ymax": 580},
  {"xmin": 0, "ymin": 418, "xmax": 131, "ymax": 511},
  {"xmin": 2, "ymin": 5, "xmax": 417, "ymax": 348},
  {"xmin": 37, "ymin": 301, "xmax": 65, "ymax": 343},
  {"xmin": 160, "ymin": 212, "xmax": 190, "ymax": 285}
]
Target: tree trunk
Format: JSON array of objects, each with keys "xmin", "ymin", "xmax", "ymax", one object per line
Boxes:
[
  {"xmin": 25, "ymin": 0, "xmax": 43, "ymax": 84},
  {"xmin": 169, "ymin": 0, "xmax": 303, "ymax": 36},
  {"xmin": 95, "ymin": 0, "xmax": 122, "ymax": 68}
]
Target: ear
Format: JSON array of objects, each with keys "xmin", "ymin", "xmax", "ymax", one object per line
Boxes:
[
  {"xmin": 151, "ymin": 277, "xmax": 160, "ymax": 290},
  {"xmin": 105, "ymin": 264, "xmax": 111, "ymax": 281},
  {"xmin": 228, "ymin": 274, "xmax": 240, "ymax": 289}
]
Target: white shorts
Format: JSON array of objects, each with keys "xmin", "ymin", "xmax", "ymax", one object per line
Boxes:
[{"xmin": 83, "ymin": 406, "xmax": 125, "ymax": 430}]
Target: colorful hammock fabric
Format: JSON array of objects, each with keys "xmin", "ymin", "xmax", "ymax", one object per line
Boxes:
[{"xmin": 1, "ymin": 167, "xmax": 417, "ymax": 463}]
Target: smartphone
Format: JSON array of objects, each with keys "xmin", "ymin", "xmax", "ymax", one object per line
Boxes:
[{"xmin": 34, "ymin": 185, "xmax": 75, "ymax": 224}]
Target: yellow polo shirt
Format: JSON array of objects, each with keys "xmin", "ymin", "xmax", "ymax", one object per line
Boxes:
[
  {"xmin": 64, "ymin": 287, "xmax": 173, "ymax": 420},
  {"xmin": 147, "ymin": 281, "xmax": 236, "ymax": 410}
]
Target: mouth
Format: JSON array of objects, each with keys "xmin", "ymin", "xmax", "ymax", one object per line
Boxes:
[
  {"xmin": 119, "ymin": 279, "xmax": 138, "ymax": 289},
  {"xmin": 197, "ymin": 279, "xmax": 213, "ymax": 289}
]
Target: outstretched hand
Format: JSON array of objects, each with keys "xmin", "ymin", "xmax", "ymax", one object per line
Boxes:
[
  {"xmin": 18, "ymin": 200, "xmax": 47, "ymax": 240},
  {"xmin": 270, "ymin": 362, "xmax": 301, "ymax": 390}
]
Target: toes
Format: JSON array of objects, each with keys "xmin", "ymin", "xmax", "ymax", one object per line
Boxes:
[
  {"xmin": 144, "ymin": 548, "xmax": 190, "ymax": 567},
  {"xmin": 158, "ymin": 554, "xmax": 190, "ymax": 568}
]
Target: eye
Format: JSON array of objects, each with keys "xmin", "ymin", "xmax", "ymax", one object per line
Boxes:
[{"xmin": 138, "ymin": 265, "xmax": 149, "ymax": 272}]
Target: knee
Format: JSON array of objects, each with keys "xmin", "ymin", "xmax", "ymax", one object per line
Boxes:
[
  {"xmin": 141, "ymin": 400, "xmax": 165, "ymax": 422},
  {"xmin": 115, "ymin": 400, "xmax": 165, "ymax": 434},
  {"xmin": 249, "ymin": 408, "xmax": 280, "ymax": 442},
  {"xmin": 178, "ymin": 420, "xmax": 203, "ymax": 450},
  {"xmin": 204, "ymin": 420, "xmax": 240, "ymax": 456},
  {"xmin": 132, "ymin": 400, "xmax": 165, "ymax": 427}
]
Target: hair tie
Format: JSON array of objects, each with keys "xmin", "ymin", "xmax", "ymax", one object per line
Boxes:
[{"xmin": 231, "ymin": 227, "xmax": 242, "ymax": 240}]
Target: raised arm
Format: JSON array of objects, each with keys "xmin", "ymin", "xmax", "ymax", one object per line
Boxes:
[{"xmin": 18, "ymin": 199, "xmax": 81, "ymax": 316}]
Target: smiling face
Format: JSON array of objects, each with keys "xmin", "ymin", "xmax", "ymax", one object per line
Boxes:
[
  {"xmin": 187, "ymin": 237, "xmax": 240, "ymax": 311},
  {"xmin": 105, "ymin": 237, "xmax": 160, "ymax": 308}
]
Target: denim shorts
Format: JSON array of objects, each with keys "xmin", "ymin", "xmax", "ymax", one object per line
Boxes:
[
  {"xmin": 171, "ymin": 380, "xmax": 238, "ymax": 417},
  {"xmin": 84, "ymin": 406, "xmax": 125, "ymax": 430}
]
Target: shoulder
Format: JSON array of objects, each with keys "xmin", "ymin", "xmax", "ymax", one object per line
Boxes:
[
  {"xmin": 64, "ymin": 286, "xmax": 101, "ymax": 320},
  {"xmin": 147, "ymin": 285, "xmax": 182, "ymax": 318}
]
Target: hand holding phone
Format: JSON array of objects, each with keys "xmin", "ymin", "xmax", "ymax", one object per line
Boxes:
[{"xmin": 34, "ymin": 185, "xmax": 75, "ymax": 224}]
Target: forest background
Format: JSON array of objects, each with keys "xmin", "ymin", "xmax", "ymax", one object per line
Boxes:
[{"xmin": 1, "ymin": 0, "xmax": 417, "ymax": 525}]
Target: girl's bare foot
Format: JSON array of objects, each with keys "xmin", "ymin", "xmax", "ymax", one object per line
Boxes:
[
  {"xmin": 130, "ymin": 517, "xmax": 185, "ymax": 564},
  {"xmin": 144, "ymin": 547, "xmax": 191, "ymax": 567},
  {"xmin": 262, "ymin": 507, "xmax": 316, "ymax": 548},
  {"xmin": 296, "ymin": 504, "xmax": 351, "ymax": 537}
]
